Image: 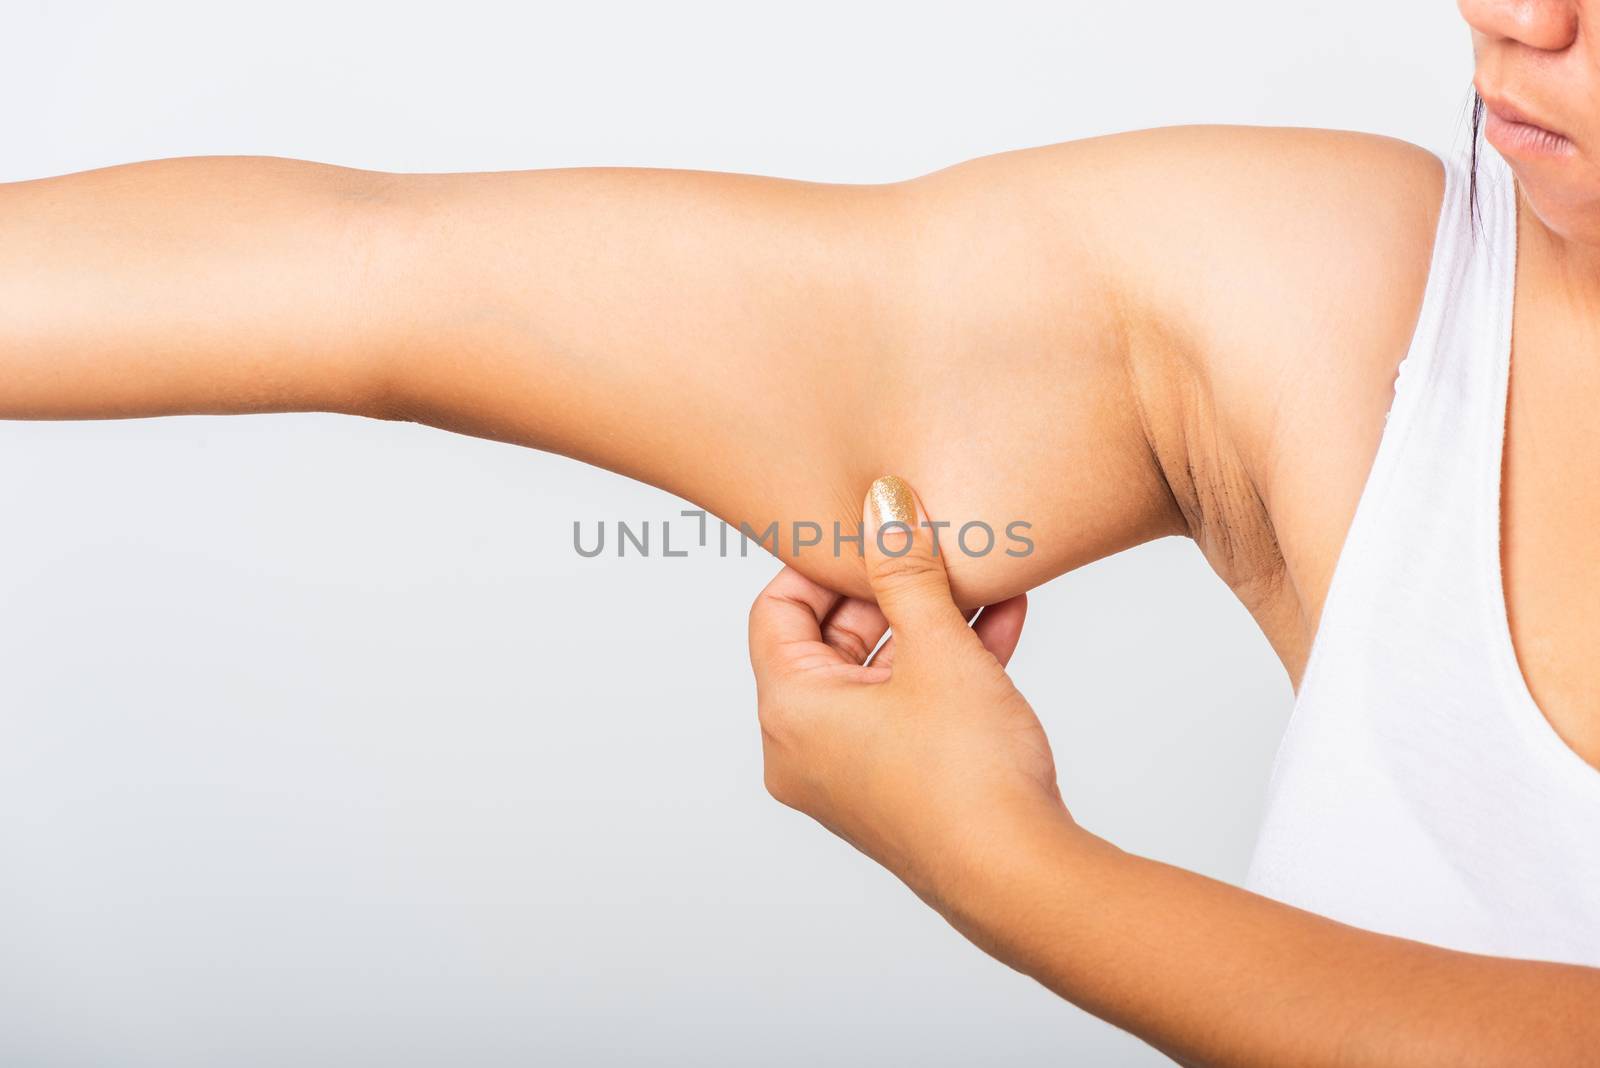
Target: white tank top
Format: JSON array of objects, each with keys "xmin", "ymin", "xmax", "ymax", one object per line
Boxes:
[{"xmin": 1244, "ymin": 141, "xmax": 1600, "ymax": 967}]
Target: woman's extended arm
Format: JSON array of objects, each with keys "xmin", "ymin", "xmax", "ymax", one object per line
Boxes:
[
  {"xmin": 749, "ymin": 477, "xmax": 1600, "ymax": 1068},
  {"xmin": 0, "ymin": 148, "xmax": 1173, "ymax": 607},
  {"xmin": 0, "ymin": 128, "xmax": 1444, "ymax": 627}
]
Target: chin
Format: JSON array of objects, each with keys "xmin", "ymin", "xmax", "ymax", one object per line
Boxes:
[{"xmin": 1504, "ymin": 160, "xmax": 1600, "ymax": 250}]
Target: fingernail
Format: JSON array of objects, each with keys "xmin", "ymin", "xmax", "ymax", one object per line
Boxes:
[{"xmin": 866, "ymin": 475, "xmax": 916, "ymax": 528}]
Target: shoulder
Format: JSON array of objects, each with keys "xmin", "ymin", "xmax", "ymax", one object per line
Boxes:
[
  {"xmin": 1112, "ymin": 127, "xmax": 1446, "ymax": 670},
  {"xmin": 894, "ymin": 128, "xmax": 1447, "ymax": 669},
  {"xmin": 1069, "ymin": 125, "xmax": 1446, "ymax": 361},
  {"xmin": 908, "ymin": 124, "xmax": 1445, "ymax": 404},
  {"xmin": 1097, "ymin": 126, "xmax": 1447, "ymax": 477},
  {"xmin": 1030, "ymin": 126, "xmax": 1446, "ymax": 665}
]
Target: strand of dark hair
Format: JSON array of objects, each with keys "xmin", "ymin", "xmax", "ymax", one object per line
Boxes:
[{"xmin": 1469, "ymin": 90, "xmax": 1485, "ymax": 234}]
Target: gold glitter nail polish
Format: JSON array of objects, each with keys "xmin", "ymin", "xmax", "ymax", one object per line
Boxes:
[{"xmin": 866, "ymin": 475, "xmax": 916, "ymax": 528}]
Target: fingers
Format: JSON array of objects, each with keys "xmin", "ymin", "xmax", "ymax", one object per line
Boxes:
[
  {"xmin": 820, "ymin": 597, "xmax": 890, "ymax": 665},
  {"xmin": 869, "ymin": 606, "xmax": 973, "ymax": 671},
  {"xmin": 752, "ymin": 477, "xmax": 1028, "ymax": 687},
  {"xmin": 880, "ymin": 602, "xmax": 1019, "ymax": 670},
  {"xmin": 748, "ymin": 566, "xmax": 841, "ymax": 680},
  {"xmin": 971, "ymin": 593, "xmax": 1027, "ymax": 668},
  {"xmin": 861, "ymin": 475, "xmax": 969, "ymax": 643},
  {"xmin": 867, "ymin": 633, "xmax": 897, "ymax": 670}
]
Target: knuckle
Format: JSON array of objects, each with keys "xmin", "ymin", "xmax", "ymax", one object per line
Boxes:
[
  {"xmin": 870, "ymin": 551, "xmax": 942, "ymax": 590},
  {"xmin": 757, "ymin": 694, "xmax": 806, "ymax": 748},
  {"xmin": 761, "ymin": 762, "xmax": 800, "ymax": 808},
  {"xmin": 756, "ymin": 697, "xmax": 786, "ymax": 734}
]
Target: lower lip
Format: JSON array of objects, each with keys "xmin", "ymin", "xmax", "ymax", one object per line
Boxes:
[{"xmin": 1484, "ymin": 107, "xmax": 1577, "ymax": 159}]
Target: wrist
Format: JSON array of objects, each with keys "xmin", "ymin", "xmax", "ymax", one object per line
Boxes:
[
  {"xmin": 911, "ymin": 797, "xmax": 1119, "ymax": 997},
  {"xmin": 907, "ymin": 789, "xmax": 1091, "ymax": 916}
]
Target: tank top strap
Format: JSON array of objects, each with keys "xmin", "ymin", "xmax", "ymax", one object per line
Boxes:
[
  {"xmin": 1287, "ymin": 142, "xmax": 1516, "ymax": 711},
  {"xmin": 1381, "ymin": 142, "xmax": 1518, "ymax": 504}
]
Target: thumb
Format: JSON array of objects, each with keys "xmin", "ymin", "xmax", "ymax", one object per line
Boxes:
[{"xmin": 862, "ymin": 475, "xmax": 969, "ymax": 643}]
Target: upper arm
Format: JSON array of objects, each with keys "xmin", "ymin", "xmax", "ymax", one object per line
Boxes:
[
  {"xmin": 378, "ymin": 127, "xmax": 1441, "ymax": 616},
  {"xmin": 378, "ymin": 149, "xmax": 1188, "ymax": 609}
]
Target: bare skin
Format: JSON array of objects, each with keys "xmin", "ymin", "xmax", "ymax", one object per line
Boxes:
[
  {"xmin": 749, "ymin": 480, "xmax": 1600, "ymax": 1067},
  {"xmin": 2, "ymin": 0, "xmax": 1598, "ymax": 1060},
  {"xmin": 0, "ymin": 126, "xmax": 1447, "ymax": 686},
  {"xmin": 747, "ymin": 8, "xmax": 1600, "ymax": 1062},
  {"xmin": 13, "ymin": 123, "xmax": 1593, "ymax": 765},
  {"xmin": 1464, "ymin": 0, "xmax": 1600, "ymax": 768}
]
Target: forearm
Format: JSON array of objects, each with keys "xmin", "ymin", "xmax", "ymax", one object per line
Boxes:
[
  {"xmin": 0, "ymin": 157, "xmax": 392, "ymax": 419},
  {"xmin": 930, "ymin": 807, "xmax": 1600, "ymax": 1067}
]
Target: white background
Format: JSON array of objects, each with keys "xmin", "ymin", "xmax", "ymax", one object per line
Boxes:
[{"xmin": 1, "ymin": 3, "xmax": 1473, "ymax": 1065}]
